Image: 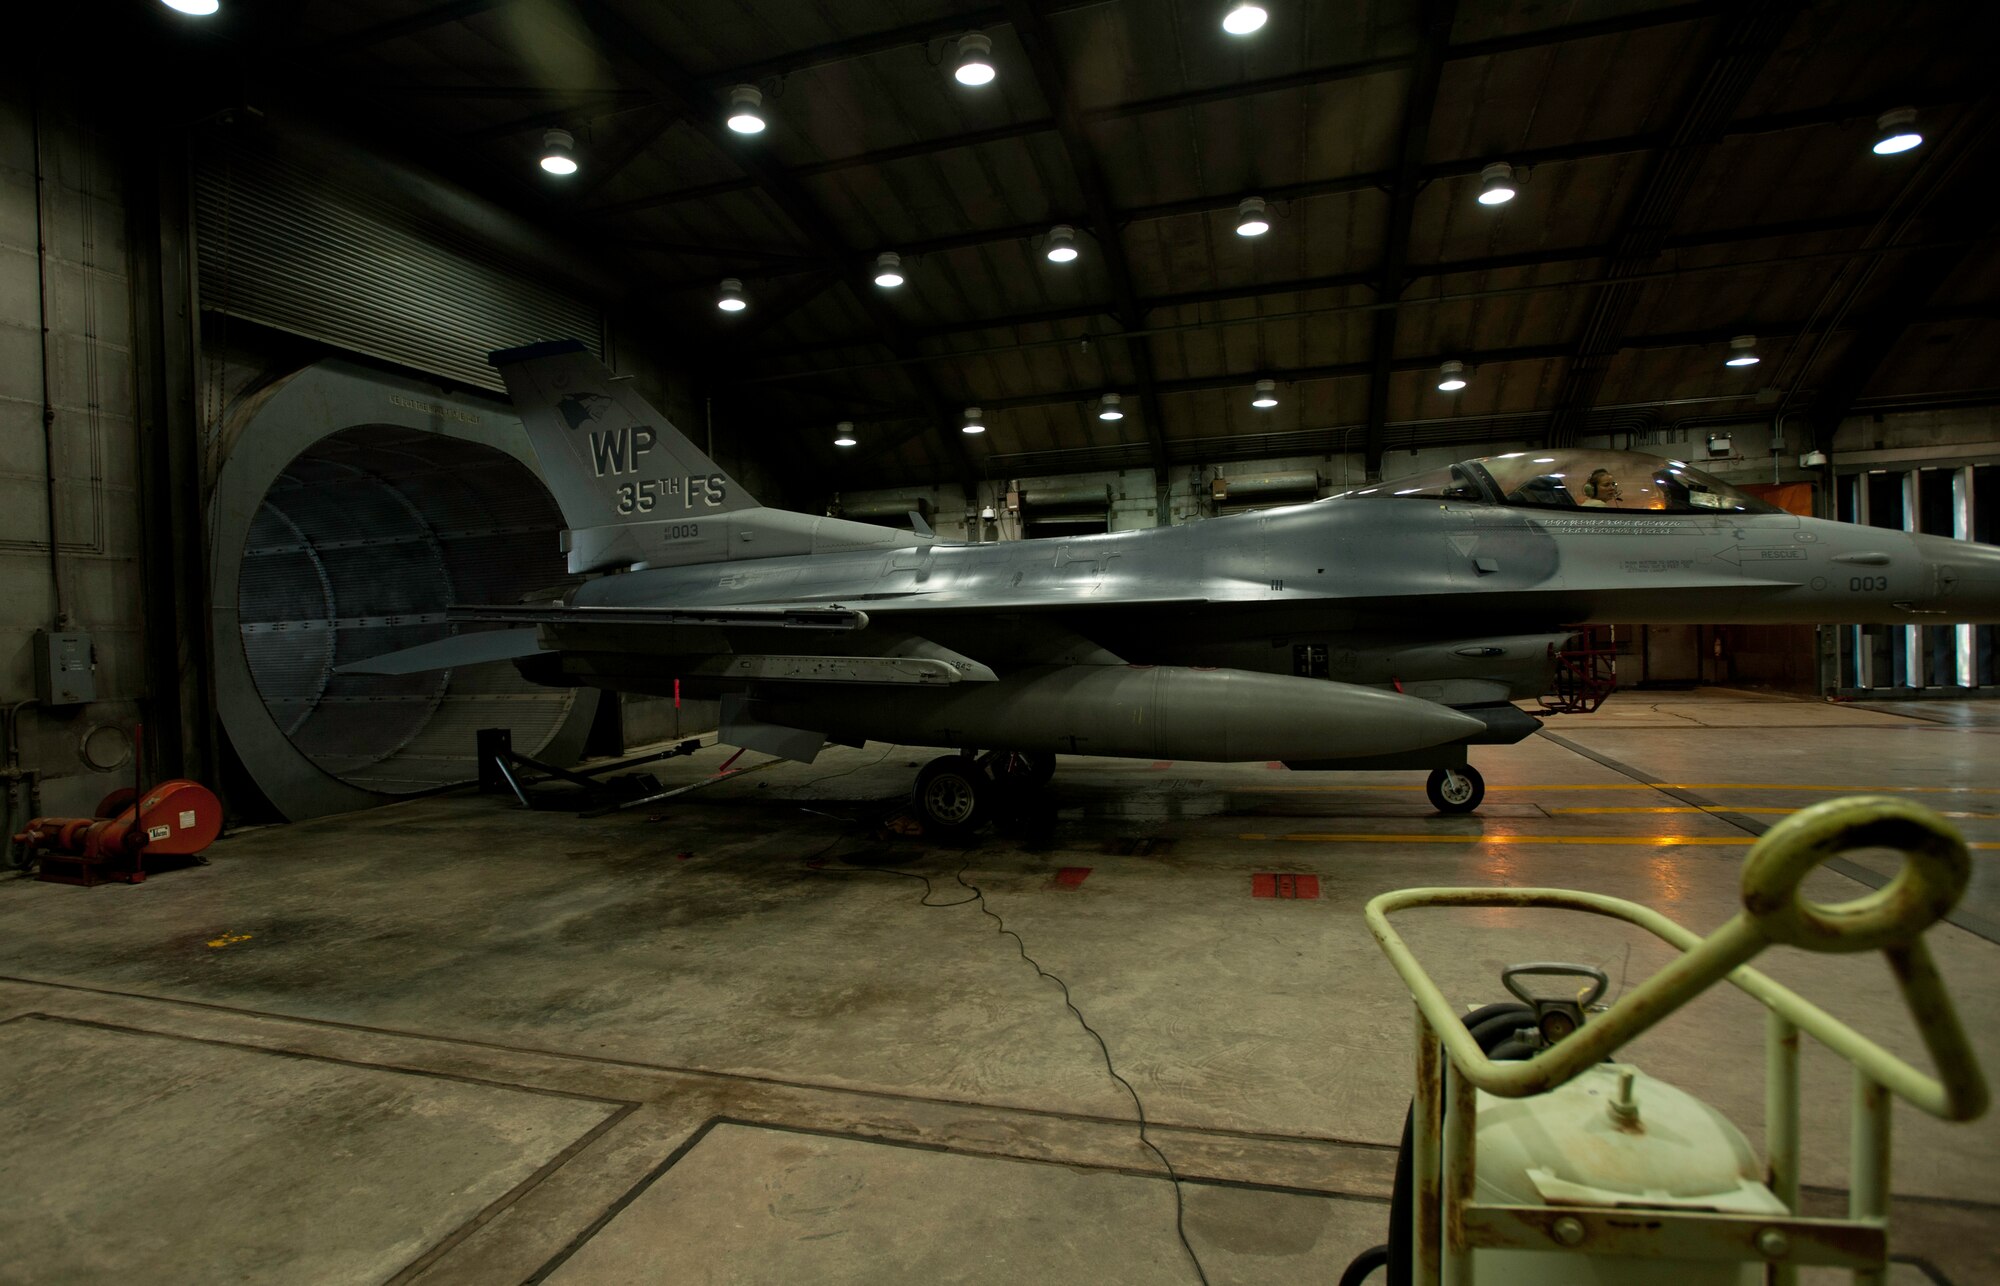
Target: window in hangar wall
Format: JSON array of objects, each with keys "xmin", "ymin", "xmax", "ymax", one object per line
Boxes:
[{"xmin": 1838, "ymin": 466, "xmax": 1995, "ymax": 692}]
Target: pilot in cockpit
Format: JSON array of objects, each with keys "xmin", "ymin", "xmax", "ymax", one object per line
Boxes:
[{"xmin": 1580, "ymin": 468, "xmax": 1620, "ymax": 507}]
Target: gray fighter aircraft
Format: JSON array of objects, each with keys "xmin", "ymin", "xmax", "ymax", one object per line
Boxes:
[{"xmin": 349, "ymin": 341, "xmax": 2000, "ymax": 830}]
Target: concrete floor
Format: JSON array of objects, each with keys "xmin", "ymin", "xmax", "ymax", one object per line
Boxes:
[{"xmin": 1, "ymin": 688, "xmax": 1995, "ymax": 1284}]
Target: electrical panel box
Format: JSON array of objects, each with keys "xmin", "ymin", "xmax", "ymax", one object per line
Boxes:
[{"xmin": 34, "ymin": 631, "xmax": 95, "ymax": 706}]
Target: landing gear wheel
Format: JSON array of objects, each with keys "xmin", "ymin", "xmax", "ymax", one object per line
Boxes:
[
  {"xmin": 1426, "ymin": 765, "xmax": 1484, "ymax": 814},
  {"xmin": 913, "ymin": 755, "xmax": 990, "ymax": 837}
]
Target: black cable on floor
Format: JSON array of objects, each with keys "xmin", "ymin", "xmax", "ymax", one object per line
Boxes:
[
  {"xmin": 800, "ymin": 834, "xmax": 1209, "ymax": 1281},
  {"xmin": 948, "ymin": 862, "xmax": 1212, "ymax": 1286}
]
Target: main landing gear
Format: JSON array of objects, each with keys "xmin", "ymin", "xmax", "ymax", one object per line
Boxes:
[
  {"xmin": 1425, "ymin": 764, "xmax": 1485, "ymax": 814},
  {"xmin": 910, "ymin": 750, "xmax": 1056, "ymax": 836}
]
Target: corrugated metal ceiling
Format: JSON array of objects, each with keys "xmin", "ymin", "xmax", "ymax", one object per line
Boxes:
[{"xmin": 257, "ymin": 0, "xmax": 1995, "ymax": 488}]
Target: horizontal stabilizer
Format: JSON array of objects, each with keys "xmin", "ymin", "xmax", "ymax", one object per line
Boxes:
[
  {"xmin": 449, "ymin": 604, "xmax": 869, "ymax": 631},
  {"xmin": 337, "ymin": 628, "xmax": 543, "ymax": 675}
]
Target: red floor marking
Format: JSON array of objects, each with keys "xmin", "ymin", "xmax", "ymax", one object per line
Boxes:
[
  {"xmin": 1149, "ymin": 761, "xmax": 1173, "ymax": 770},
  {"xmin": 1251, "ymin": 873, "xmax": 1320, "ymax": 899},
  {"xmin": 1052, "ymin": 867, "xmax": 1092, "ymax": 889}
]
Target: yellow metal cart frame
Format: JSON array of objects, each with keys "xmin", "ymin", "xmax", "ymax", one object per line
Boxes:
[{"xmin": 1367, "ymin": 796, "xmax": 1989, "ymax": 1285}]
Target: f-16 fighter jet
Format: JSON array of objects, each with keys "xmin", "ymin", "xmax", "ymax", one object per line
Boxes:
[{"xmin": 349, "ymin": 342, "xmax": 2000, "ymax": 831}]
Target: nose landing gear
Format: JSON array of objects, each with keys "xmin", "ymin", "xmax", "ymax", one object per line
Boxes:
[
  {"xmin": 1426, "ymin": 765, "xmax": 1485, "ymax": 814},
  {"xmin": 910, "ymin": 750, "xmax": 1059, "ymax": 836}
]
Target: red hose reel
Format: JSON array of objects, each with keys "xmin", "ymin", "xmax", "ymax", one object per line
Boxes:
[{"xmin": 12, "ymin": 779, "xmax": 223, "ymax": 886}]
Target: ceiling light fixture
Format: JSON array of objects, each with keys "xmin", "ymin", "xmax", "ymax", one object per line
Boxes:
[
  {"xmin": 716, "ymin": 278, "xmax": 747, "ymax": 312},
  {"xmin": 725, "ymin": 84, "xmax": 766, "ymax": 135},
  {"xmin": 1477, "ymin": 162, "xmax": 1517, "ymax": 206},
  {"xmin": 953, "ymin": 33, "xmax": 996, "ymax": 86},
  {"xmin": 833, "ymin": 421, "xmax": 857, "ymax": 447},
  {"xmin": 539, "ymin": 128, "xmax": 578, "ymax": 176},
  {"xmin": 1097, "ymin": 392, "xmax": 1125, "ymax": 421},
  {"xmin": 1437, "ymin": 359, "xmax": 1468, "ymax": 392},
  {"xmin": 1234, "ymin": 195, "xmax": 1270, "ymax": 237},
  {"xmin": 1251, "ymin": 378, "xmax": 1278, "ymax": 409},
  {"xmin": 1725, "ymin": 334, "xmax": 1760, "ymax": 367},
  {"xmin": 1221, "ymin": 2, "xmax": 1268, "ymax": 36},
  {"xmin": 873, "ymin": 251, "xmax": 905, "ymax": 288},
  {"xmin": 962, "ymin": 406, "xmax": 985, "ymax": 435},
  {"xmin": 1872, "ymin": 107, "xmax": 1922, "ymax": 156},
  {"xmin": 161, "ymin": 0, "xmax": 220, "ymax": 14},
  {"xmin": 1045, "ymin": 224, "xmax": 1079, "ymax": 263}
]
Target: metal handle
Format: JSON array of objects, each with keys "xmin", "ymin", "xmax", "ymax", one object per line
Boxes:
[
  {"xmin": 1742, "ymin": 795, "xmax": 1970, "ymax": 954},
  {"xmin": 1365, "ymin": 796, "xmax": 1988, "ymax": 1121},
  {"xmin": 1500, "ymin": 961, "xmax": 1608, "ymax": 1009}
]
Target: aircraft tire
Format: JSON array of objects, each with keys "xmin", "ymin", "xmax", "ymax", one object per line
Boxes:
[
  {"xmin": 1426, "ymin": 765, "xmax": 1485, "ymax": 814},
  {"xmin": 914, "ymin": 755, "xmax": 990, "ymax": 836}
]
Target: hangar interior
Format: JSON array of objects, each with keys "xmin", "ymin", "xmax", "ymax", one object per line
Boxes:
[{"xmin": 2, "ymin": 1, "xmax": 1998, "ymax": 1282}]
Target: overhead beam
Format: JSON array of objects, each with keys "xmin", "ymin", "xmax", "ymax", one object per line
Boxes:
[
  {"xmin": 1543, "ymin": 0, "xmax": 1803, "ymax": 446},
  {"xmin": 637, "ymin": 97, "xmax": 1932, "ymax": 296},
  {"xmin": 574, "ymin": 4, "xmax": 1729, "ymax": 219},
  {"xmin": 748, "ymin": 212, "xmax": 1892, "ymax": 363},
  {"xmin": 568, "ymin": 106, "xmax": 680, "ymax": 204},
  {"xmin": 1003, "ymin": 0, "xmax": 1170, "ymax": 483},
  {"xmin": 563, "ymin": 0, "xmax": 981, "ymax": 498},
  {"xmin": 826, "ymin": 305, "xmax": 2000, "ymax": 424},
  {"xmin": 1361, "ymin": 0, "xmax": 1459, "ymax": 480},
  {"xmin": 292, "ymin": 0, "xmax": 520, "ymax": 59}
]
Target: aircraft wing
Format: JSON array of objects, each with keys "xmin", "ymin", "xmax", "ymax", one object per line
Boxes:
[{"xmin": 449, "ymin": 603, "xmax": 869, "ymax": 630}]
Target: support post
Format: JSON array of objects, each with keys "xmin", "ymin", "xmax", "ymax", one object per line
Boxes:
[{"xmin": 1850, "ymin": 1071, "xmax": 1891, "ymax": 1286}]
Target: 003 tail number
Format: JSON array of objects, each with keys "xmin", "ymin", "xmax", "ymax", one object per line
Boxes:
[{"xmin": 1849, "ymin": 575, "xmax": 1889, "ymax": 591}]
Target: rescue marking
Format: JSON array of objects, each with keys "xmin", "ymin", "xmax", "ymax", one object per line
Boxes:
[{"xmin": 1251, "ymin": 873, "xmax": 1320, "ymax": 898}]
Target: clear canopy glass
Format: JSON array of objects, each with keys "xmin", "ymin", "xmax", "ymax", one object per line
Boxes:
[{"xmin": 1328, "ymin": 450, "xmax": 1780, "ymax": 514}]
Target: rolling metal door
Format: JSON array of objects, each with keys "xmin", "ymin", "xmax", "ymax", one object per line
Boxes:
[{"xmin": 193, "ymin": 130, "xmax": 602, "ymax": 392}]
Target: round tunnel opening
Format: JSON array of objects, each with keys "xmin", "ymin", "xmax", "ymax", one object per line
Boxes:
[{"xmin": 236, "ymin": 424, "xmax": 576, "ymax": 795}]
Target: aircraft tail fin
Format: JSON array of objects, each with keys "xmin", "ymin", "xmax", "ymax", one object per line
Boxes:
[{"xmin": 490, "ymin": 341, "xmax": 757, "ymax": 570}]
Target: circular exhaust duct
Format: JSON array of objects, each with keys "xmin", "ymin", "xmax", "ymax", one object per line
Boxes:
[{"xmin": 211, "ymin": 360, "xmax": 595, "ymax": 819}]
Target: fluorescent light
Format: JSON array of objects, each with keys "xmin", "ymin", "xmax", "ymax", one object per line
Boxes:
[
  {"xmin": 1725, "ymin": 334, "xmax": 1760, "ymax": 367},
  {"xmin": 1872, "ymin": 107, "xmax": 1922, "ymax": 155},
  {"xmin": 1222, "ymin": 2, "xmax": 1268, "ymax": 35},
  {"xmin": 716, "ymin": 278, "xmax": 747, "ymax": 312},
  {"xmin": 873, "ymin": 251, "xmax": 905, "ymax": 288},
  {"xmin": 1477, "ymin": 161, "xmax": 1516, "ymax": 206},
  {"xmin": 1235, "ymin": 195, "xmax": 1270, "ymax": 237},
  {"xmin": 1437, "ymin": 359, "xmax": 1468, "ymax": 392},
  {"xmin": 1045, "ymin": 224, "xmax": 1079, "ymax": 263},
  {"xmin": 540, "ymin": 128, "xmax": 577, "ymax": 176},
  {"xmin": 962, "ymin": 406, "xmax": 985, "ymax": 435},
  {"xmin": 954, "ymin": 32, "xmax": 996, "ymax": 86},
  {"xmin": 1251, "ymin": 378, "xmax": 1278, "ymax": 409},
  {"xmin": 161, "ymin": 0, "xmax": 220, "ymax": 14},
  {"xmin": 833, "ymin": 422, "xmax": 857, "ymax": 447},
  {"xmin": 725, "ymin": 85, "xmax": 766, "ymax": 135},
  {"xmin": 1532, "ymin": 457, "xmax": 1555, "ymax": 463},
  {"xmin": 1097, "ymin": 392, "xmax": 1124, "ymax": 421}
]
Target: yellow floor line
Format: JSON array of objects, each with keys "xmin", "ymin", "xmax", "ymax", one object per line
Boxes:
[
  {"xmin": 1236, "ymin": 832, "xmax": 2000, "ymax": 850},
  {"xmin": 1241, "ymin": 783, "xmax": 2000, "ymax": 795},
  {"xmin": 1545, "ymin": 806, "xmax": 2000, "ymax": 820}
]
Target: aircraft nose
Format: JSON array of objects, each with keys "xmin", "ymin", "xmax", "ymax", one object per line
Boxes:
[{"xmin": 1911, "ymin": 532, "xmax": 2000, "ymax": 624}]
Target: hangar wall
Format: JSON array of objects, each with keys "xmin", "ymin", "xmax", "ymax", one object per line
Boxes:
[{"xmin": 0, "ymin": 77, "xmax": 150, "ymax": 825}]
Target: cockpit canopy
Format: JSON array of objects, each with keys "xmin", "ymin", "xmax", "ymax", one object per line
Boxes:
[{"xmin": 1329, "ymin": 449, "xmax": 1780, "ymax": 514}]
